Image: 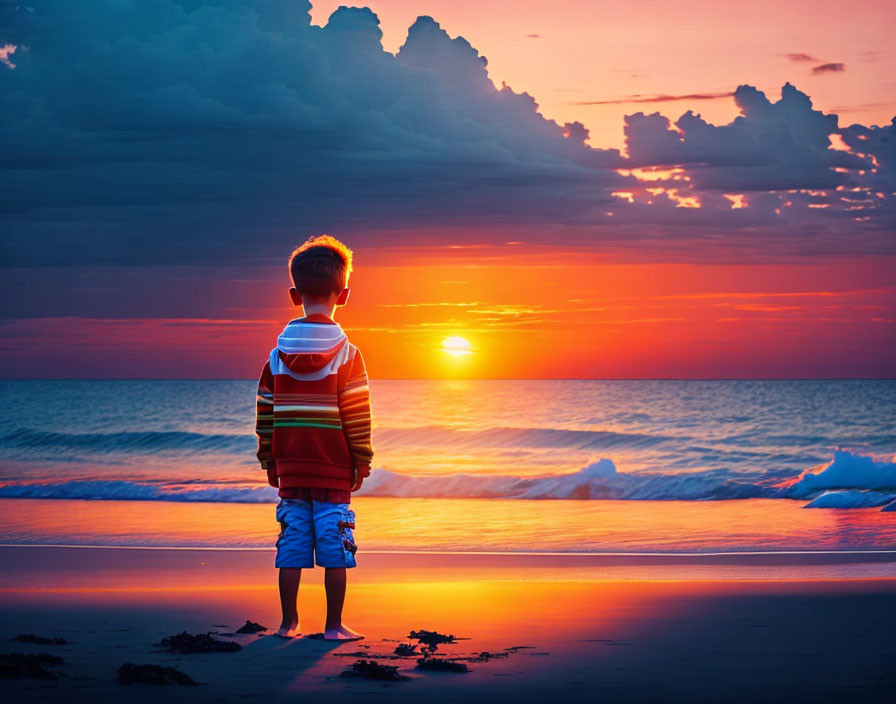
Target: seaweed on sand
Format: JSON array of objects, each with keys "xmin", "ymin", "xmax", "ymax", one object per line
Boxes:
[
  {"xmin": 472, "ymin": 651, "xmax": 509, "ymax": 661},
  {"xmin": 340, "ymin": 659, "xmax": 409, "ymax": 682},
  {"xmin": 0, "ymin": 652, "xmax": 64, "ymax": 680},
  {"xmin": 156, "ymin": 632, "xmax": 241, "ymax": 653},
  {"xmin": 406, "ymin": 629, "xmax": 471, "ymax": 671},
  {"xmin": 12, "ymin": 634, "xmax": 67, "ymax": 645},
  {"xmin": 117, "ymin": 663, "xmax": 198, "ymax": 686},
  {"xmin": 407, "ymin": 629, "xmax": 459, "ymax": 653},
  {"xmin": 393, "ymin": 643, "xmax": 418, "ymax": 656},
  {"xmin": 415, "ymin": 657, "xmax": 469, "ymax": 673},
  {"xmin": 234, "ymin": 620, "xmax": 267, "ymax": 634}
]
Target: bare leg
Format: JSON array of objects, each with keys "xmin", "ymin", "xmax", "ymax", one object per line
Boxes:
[
  {"xmin": 323, "ymin": 567, "xmax": 363, "ymax": 641},
  {"xmin": 277, "ymin": 567, "xmax": 301, "ymax": 637}
]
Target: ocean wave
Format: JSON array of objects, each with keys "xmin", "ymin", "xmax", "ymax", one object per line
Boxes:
[
  {"xmin": 0, "ymin": 467, "xmax": 772, "ymax": 503},
  {"xmin": 1, "ymin": 424, "xmax": 674, "ymax": 457},
  {"xmin": 373, "ymin": 425, "xmax": 676, "ymax": 450},
  {"xmin": 359, "ymin": 449, "xmax": 896, "ymax": 508},
  {"xmin": 779, "ymin": 450, "xmax": 896, "ymax": 496},
  {"xmin": 0, "ymin": 480, "xmax": 278, "ymax": 503},
  {"xmin": 1, "ymin": 450, "xmax": 893, "ymax": 509},
  {"xmin": 0, "ymin": 428, "xmax": 253, "ymax": 454},
  {"xmin": 358, "ymin": 459, "xmax": 777, "ymax": 501},
  {"xmin": 803, "ymin": 490, "xmax": 896, "ymax": 509}
]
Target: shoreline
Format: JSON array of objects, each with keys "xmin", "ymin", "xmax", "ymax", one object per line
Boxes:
[
  {"xmin": 3, "ymin": 542, "xmax": 896, "ymax": 558},
  {"xmin": 3, "ymin": 546, "xmax": 896, "ymax": 590},
  {"xmin": 2, "ymin": 497, "xmax": 895, "ymax": 555},
  {"xmin": 0, "ymin": 543, "xmax": 896, "ymax": 558}
]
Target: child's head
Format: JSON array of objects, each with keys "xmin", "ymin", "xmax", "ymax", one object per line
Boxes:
[{"xmin": 287, "ymin": 234, "xmax": 353, "ymax": 309}]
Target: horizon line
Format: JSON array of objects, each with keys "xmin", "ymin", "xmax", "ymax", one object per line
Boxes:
[{"xmin": 1, "ymin": 377, "xmax": 895, "ymax": 382}]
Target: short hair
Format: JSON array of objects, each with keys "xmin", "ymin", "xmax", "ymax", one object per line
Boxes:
[{"xmin": 288, "ymin": 234, "xmax": 353, "ymax": 299}]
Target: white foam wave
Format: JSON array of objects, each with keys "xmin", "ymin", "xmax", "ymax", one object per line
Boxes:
[
  {"xmin": 782, "ymin": 450, "xmax": 896, "ymax": 500},
  {"xmin": 360, "ymin": 449, "xmax": 896, "ymax": 509},
  {"xmin": 359, "ymin": 458, "xmax": 775, "ymax": 501},
  {"xmin": 803, "ymin": 490, "xmax": 896, "ymax": 509},
  {"xmin": 0, "ymin": 461, "xmax": 769, "ymax": 502},
  {"xmin": 1, "ymin": 450, "xmax": 894, "ymax": 508}
]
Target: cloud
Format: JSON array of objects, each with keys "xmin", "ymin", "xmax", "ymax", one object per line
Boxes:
[
  {"xmin": 785, "ymin": 53, "xmax": 819, "ymax": 62},
  {"xmin": 622, "ymin": 82, "xmax": 896, "ymax": 206},
  {"xmin": 0, "ymin": 0, "xmax": 893, "ymax": 269},
  {"xmin": 0, "ymin": 1, "xmax": 630, "ymax": 266},
  {"xmin": 812, "ymin": 62, "xmax": 846, "ymax": 74},
  {"xmin": 783, "ymin": 53, "xmax": 846, "ymax": 76},
  {"xmin": 575, "ymin": 91, "xmax": 735, "ymax": 105}
]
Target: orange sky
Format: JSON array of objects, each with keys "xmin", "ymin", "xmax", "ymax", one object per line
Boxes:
[
  {"xmin": 311, "ymin": 0, "xmax": 895, "ymax": 151},
  {"xmin": 3, "ymin": 252, "xmax": 893, "ymax": 378}
]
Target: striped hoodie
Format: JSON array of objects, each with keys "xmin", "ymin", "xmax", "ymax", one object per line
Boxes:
[{"xmin": 255, "ymin": 313, "xmax": 373, "ymax": 496}]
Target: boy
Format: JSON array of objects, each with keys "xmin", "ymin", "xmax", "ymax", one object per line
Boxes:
[{"xmin": 255, "ymin": 234, "xmax": 373, "ymax": 641}]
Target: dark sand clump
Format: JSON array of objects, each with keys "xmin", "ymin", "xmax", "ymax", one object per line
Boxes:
[
  {"xmin": 473, "ymin": 651, "xmax": 510, "ymax": 661},
  {"xmin": 12, "ymin": 634, "xmax": 67, "ymax": 645},
  {"xmin": 117, "ymin": 663, "xmax": 198, "ymax": 686},
  {"xmin": 394, "ymin": 643, "xmax": 418, "ymax": 656},
  {"xmin": 156, "ymin": 632, "xmax": 241, "ymax": 653},
  {"xmin": 415, "ymin": 657, "xmax": 470, "ymax": 673},
  {"xmin": 340, "ymin": 659, "xmax": 409, "ymax": 682},
  {"xmin": 407, "ymin": 629, "xmax": 458, "ymax": 652},
  {"xmin": 234, "ymin": 620, "xmax": 267, "ymax": 634},
  {"xmin": 0, "ymin": 652, "xmax": 64, "ymax": 680}
]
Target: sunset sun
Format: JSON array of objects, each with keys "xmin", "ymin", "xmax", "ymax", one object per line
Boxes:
[{"xmin": 440, "ymin": 336, "xmax": 473, "ymax": 357}]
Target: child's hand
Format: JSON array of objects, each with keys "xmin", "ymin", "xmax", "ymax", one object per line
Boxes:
[{"xmin": 350, "ymin": 477, "xmax": 364, "ymax": 491}]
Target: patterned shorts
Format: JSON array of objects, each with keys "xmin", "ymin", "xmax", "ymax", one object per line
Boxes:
[{"xmin": 274, "ymin": 499, "xmax": 357, "ymax": 569}]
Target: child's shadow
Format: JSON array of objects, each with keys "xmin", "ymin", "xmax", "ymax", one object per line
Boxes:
[{"xmin": 241, "ymin": 633, "xmax": 345, "ymax": 678}]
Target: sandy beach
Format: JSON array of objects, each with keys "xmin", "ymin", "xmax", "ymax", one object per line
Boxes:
[{"xmin": 1, "ymin": 545, "xmax": 894, "ymax": 703}]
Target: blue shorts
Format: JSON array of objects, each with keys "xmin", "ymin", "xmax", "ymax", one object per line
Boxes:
[{"xmin": 274, "ymin": 499, "xmax": 357, "ymax": 569}]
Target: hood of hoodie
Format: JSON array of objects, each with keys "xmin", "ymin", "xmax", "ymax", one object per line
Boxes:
[{"xmin": 276, "ymin": 313, "xmax": 347, "ymax": 374}]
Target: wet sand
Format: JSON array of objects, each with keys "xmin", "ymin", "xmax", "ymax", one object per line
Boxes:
[{"xmin": 1, "ymin": 546, "xmax": 894, "ymax": 702}]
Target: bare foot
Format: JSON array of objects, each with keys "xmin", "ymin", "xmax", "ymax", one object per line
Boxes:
[
  {"xmin": 323, "ymin": 624, "xmax": 364, "ymax": 641},
  {"xmin": 276, "ymin": 620, "xmax": 301, "ymax": 638}
]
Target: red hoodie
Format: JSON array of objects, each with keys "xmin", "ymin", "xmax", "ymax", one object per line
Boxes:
[{"xmin": 255, "ymin": 314, "xmax": 373, "ymax": 499}]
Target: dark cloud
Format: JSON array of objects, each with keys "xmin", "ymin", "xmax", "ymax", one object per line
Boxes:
[
  {"xmin": 0, "ymin": 1, "xmax": 893, "ymax": 269},
  {"xmin": 575, "ymin": 91, "xmax": 734, "ymax": 105},
  {"xmin": 561, "ymin": 121, "xmax": 590, "ymax": 143},
  {"xmin": 785, "ymin": 53, "xmax": 820, "ymax": 62},
  {"xmin": 812, "ymin": 62, "xmax": 846, "ymax": 74},
  {"xmin": 623, "ymin": 83, "xmax": 892, "ymax": 193}
]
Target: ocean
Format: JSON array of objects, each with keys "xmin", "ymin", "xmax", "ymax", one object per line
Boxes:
[{"xmin": 0, "ymin": 379, "xmax": 894, "ymax": 554}]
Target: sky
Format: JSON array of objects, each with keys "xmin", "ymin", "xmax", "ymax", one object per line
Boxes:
[
  {"xmin": 1, "ymin": 0, "xmax": 894, "ymax": 379},
  {"xmin": 310, "ymin": 0, "xmax": 896, "ymax": 151}
]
